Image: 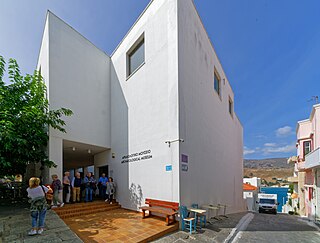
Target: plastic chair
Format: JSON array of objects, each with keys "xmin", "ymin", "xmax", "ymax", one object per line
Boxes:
[
  {"xmin": 180, "ymin": 206, "xmax": 196, "ymax": 234},
  {"xmin": 191, "ymin": 203, "xmax": 206, "ymax": 228}
]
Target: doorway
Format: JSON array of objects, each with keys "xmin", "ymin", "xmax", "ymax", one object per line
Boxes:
[{"xmin": 99, "ymin": 166, "xmax": 109, "ymax": 178}]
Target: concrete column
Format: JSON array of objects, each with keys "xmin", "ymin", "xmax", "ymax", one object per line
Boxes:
[
  {"xmin": 298, "ymin": 171, "xmax": 306, "ymax": 216},
  {"xmin": 48, "ymin": 136, "xmax": 63, "ymax": 183}
]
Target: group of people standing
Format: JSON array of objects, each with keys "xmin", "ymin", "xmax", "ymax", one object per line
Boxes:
[
  {"xmin": 26, "ymin": 172, "xmax": 116, "ymax": 236},
  {"xmin": 51, "ymin": 172, "xmax": 116, "ymax": 207}
]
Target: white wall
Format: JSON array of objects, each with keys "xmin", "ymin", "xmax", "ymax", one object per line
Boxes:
[
  {"xmin": 110, "ymin": 0, "xmax": 180, "ymax": 210},
  {"xmin": 46, "ymin": 12, "xmax": 111, "ymax": 148},
  {"xmin": 178, "ymin": 0, "xmax": 244, "ymax": 213},
  {"xmin": 244, "ymin": 177, "xmax": 261, "ymax": 188},
  {"xmin": 243, "ymin": 191, "xmax": 258, "ymax": 212},
  {"xmin": 37, "ymin": 12, "xmax": 112, "ymax": 182}
]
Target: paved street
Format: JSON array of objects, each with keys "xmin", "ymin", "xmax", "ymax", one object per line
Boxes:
[
  {"xmin": 0, "ymin": 201, "xmax": 82, "ymax": 243},
  {"xmin": 233, "ymin": 213, "xmax": 320, "ymax": 243}
]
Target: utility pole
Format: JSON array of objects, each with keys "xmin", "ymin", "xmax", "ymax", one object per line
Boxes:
[{"xmin": 308, "ymin": 96, "xmax": 319, "ymax": 104}]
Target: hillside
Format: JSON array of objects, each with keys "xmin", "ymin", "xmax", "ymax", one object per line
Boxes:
[
  {"xmin": 244, "ymin": 158, "xmax": 294, "ymax": 184},
  {"xmin": 244, "ymin": 158, "xmax": 291, "ymax": 169}
]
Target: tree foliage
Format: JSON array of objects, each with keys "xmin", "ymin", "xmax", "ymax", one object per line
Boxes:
[{"xmin": 0, "ymin": 56, "xmax": 72, "ymax": 177}]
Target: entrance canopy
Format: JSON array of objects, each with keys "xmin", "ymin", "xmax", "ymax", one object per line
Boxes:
[{"xmin": 63, "ymin": 139, "xmax": 109, "ymax": 170}]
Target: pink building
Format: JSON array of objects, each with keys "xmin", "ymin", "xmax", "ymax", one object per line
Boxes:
[{"xmin": 294, "ymin": 104, "xmax": 320, "ymax": 220}]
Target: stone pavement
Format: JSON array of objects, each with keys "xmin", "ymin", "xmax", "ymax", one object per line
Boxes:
[
  {"xmin": 0, "ymin": 199, "xmax": 248, "ymax": 243},
  {"xmin": 0, "ymin": 204, "xmax": 82, "ymax": 243},
  {"xmin": 154, "ymin": 212, "xmax": 248, "ymax": 243}
]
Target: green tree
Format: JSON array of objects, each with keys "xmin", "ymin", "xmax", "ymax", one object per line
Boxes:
[{"xmin": 0, "ymin": 56, "xmax": 72, "ymax": 177}]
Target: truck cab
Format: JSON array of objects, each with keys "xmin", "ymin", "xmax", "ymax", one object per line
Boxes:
[{"xmin": 257, "ymin": 193, "xmax": 278, "ymax": 214}]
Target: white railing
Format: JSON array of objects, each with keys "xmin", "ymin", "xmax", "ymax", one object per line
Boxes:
[{"xmin": 305, "ymin": 147, "xmax": 320, "ymax": 169}]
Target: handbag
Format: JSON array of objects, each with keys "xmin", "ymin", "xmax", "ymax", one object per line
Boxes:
[{"xmin": 41, "ymin": 185, "xmax": 53, "ymax": 204}]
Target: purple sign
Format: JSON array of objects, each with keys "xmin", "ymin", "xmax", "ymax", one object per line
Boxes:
[{"xmin": 181, "ymin": 154, "xmax": 188, "ymax": 163}]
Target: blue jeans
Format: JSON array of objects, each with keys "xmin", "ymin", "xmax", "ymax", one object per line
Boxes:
[
  {"xmin": 31, "ymin": 209, "xmax": 47, "ymax": 228},
  {"xmin": 100, "ymin": 186, "xmax": 107, "ymax": 199},
  {"xmin": 85, "ymin": 188, "xmax": 93, "ymax": 202}
]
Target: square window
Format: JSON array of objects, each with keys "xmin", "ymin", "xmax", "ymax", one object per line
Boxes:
[
  {"xmin": 214, "ymin": 70, "xmax": 221, "ymax": 96},
  {"xmin": 229, "ymin": 97, "xmax": 233, "ymax": 116},
  {"xmin": 303, "ymin": 141, "xmax": 311, "ymax": 157},
  {"xmin": 127, "ymin": 35, "xmax": 145, "ymax": 77}
]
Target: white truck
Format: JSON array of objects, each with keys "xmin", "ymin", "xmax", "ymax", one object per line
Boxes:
[{"xmin": 257, "ymin": 193, "xmax": 278, "ymax": 214}]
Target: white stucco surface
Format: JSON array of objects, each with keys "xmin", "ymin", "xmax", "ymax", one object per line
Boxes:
[
  {"xmin": 45, "ymin": 12, "xmax": 111, "ymax": 149},
  {"xmin": 110, "ymin": 0, "xmax": 180, "ymax": 210},
  {"xmin": 177, "ymin": 0, "xmax": 244, "ymax": 213}
]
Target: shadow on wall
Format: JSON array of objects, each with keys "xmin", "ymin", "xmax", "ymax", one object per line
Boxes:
[
  {"xmin": 110, "ymin": 62, "xmax": 130, "ymax": 209},
  {"xmin": 129, "ymin": 183, "xmax": 143, "ymax": 210}
]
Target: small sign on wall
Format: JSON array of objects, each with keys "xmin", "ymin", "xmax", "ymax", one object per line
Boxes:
[
  {"xmin": 181, "ymin": 154, "xmax": 188, "ymax": 172},
  {"xmin": 181, "ymin": 154, "xmax": 188, "ymax": 163},
  {"xmin": 181, "ymin": 164, "xmax": 188, "ymax": 172},
  {"xmin": 166, "ymin": 165, "xmax": 172, "ymax": 172}
]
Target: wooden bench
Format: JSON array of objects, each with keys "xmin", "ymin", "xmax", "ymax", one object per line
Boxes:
[{"xmin": 139, "ymin": 198, "xmax": 179, "ymax": 225}]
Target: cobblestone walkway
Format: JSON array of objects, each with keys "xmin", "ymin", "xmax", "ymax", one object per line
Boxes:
[{"xmin": 0, "ymin": 207, "xmax": 82, "ymax": 243}]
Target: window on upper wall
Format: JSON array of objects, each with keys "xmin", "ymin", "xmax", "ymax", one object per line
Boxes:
[
  {"xmin": 229, "ymin": 97, "xmax": 233, "ymax": 116},
  {"xmin": 303, "ymin": 141, "xmax": 311, "ymax": 157},
  {"xmin": 214, "ymin": 69, "xmax": 221, "ymax": 97},
  {"xmin": 127, "ymin": 34, "xmax": 145, "ymax": 77}
]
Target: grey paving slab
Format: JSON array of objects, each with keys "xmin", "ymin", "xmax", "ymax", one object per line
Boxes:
[
  {"xmin": 153, "ymin": 212, "xmax": 247, "ymax": 243},
  {"xmin": 0, "ymin": 205, "xmax": 83, "ymax": 243}
]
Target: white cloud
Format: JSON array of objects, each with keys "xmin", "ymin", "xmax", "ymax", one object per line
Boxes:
[
  {"xmin": 276, "ymin": 126, "xmax": 293, "ymax": 137},
  {"xmin": 244, "ymin": 142, "xmax": 296, "ymax": 157},
  {"xmin": 244, "ymin": 146, "xmax": 255, "ymax": 155},
  {"xmin": 255, "ymin": 135, "xmax": 267, "ymax": 139},
  {"xmin": 264, "ymin": 143, "xmax": 276, "ymax": 147},
  {"xmin": 262, "ymin": 144, "xmax": 296, "ymax": 154}
]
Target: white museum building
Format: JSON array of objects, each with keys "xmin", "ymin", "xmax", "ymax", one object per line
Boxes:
[{"xmin": 37, "ymin": 0, "xmax": 244, "ymax": 213}]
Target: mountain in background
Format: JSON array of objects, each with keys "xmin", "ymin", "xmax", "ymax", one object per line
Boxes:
[
  {"xmin": 244, "ymin": 158, "xmax": 291, "ymax": 169},
  {"xmin": 243, "ymin": 158, "xmax": 294, "ymax": 184}
]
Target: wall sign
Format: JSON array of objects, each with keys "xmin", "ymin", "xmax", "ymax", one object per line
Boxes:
[
  {"xmin": 181, "ymin": 154, "xmax": 188, "ymax": 172},
  {"xmin": 121, "ymin": 149, "xmax": 152, "ymax": 163},
  {"xmin": 181, "ymin": 164, "xmax": 188, "ymax": 172},
  {"xmin": 181, "ymin": 154, "xmax": 188, "ymax": 163},
  {"xmin": 166, "ymin": 165, "xmax": 172, "ymax": 172}
]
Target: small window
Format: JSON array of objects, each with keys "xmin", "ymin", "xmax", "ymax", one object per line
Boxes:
[
  {"xmin": 127, "ymin": 35, "xmax": 145, "ymax": 77},
  {"xmin": 229, "ymin": 97, "xmax": 233, "ymax": 116},
  {"xmin": 303, "ymin": 141, "xmax": 311, "ymax": 157},
  {"xmin": 214, "ymin": 70, "xmax": 221, "ymax": 97}
]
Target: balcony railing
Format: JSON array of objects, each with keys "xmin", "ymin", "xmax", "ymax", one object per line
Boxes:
[{"xmin": 305, "ymin": 147, "xmax": 320, "ymax": 169}]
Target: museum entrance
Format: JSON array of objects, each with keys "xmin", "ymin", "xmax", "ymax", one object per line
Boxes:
[
  {"xmin": 63, "ymin": 139, "xmax": 109, "ymax": 178},
  {"xmin": 99, "ymin": 165, "xmax": 109, "ymax": 178}
]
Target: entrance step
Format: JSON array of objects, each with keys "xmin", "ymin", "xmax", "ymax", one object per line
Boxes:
[{"xmin": 52, "ymin": 200, "xmax": 121, "ymax": 219}]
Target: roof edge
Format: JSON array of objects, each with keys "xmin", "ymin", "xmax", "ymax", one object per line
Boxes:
[
  {"xmin": 111, "ymin": 0, "xmax": 154, "ymax": 57},
  {"xmin": 46, "ymin": 10, "xmax": 110, "ymax": 59}
]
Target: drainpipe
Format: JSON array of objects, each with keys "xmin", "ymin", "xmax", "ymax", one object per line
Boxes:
[{"xmin": 315, "ymin": 169, "xmax": 318, "ymax": 222}]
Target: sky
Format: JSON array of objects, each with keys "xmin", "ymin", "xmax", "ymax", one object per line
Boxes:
[{"xmin": 1, "ymin": 0, "xmax": 320, "ymax": 160}]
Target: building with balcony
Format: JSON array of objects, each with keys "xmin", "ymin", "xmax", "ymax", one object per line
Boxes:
[
  {"xmin": 36, "ymin": 0, "xmax": 244, "ymax": 213},
  {"xmin": 292, "ymin": 104, "xmax": 320, "ymax": 219}
]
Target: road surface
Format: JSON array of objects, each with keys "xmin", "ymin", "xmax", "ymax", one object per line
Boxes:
[{"xmin": 233, "ymin": 212, "xmax": 320, "ymax": 243}]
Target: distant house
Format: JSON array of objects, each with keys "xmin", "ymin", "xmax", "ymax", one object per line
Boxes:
[
  {"xmin": 243, "ymin": 182, "xmax": 258, "ymax": 212},
  {"xmin": 290, "ymin": 104, "xmax": 320, "ymax": 219},
  {"xmin": 243, "ymin": 177, "xmax": 261, "ymax": 188}
]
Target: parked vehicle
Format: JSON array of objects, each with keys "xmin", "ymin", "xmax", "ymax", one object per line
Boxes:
[{"xmin": 257, "ymin": 193, "xmax": 278, "ymax": 214}]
